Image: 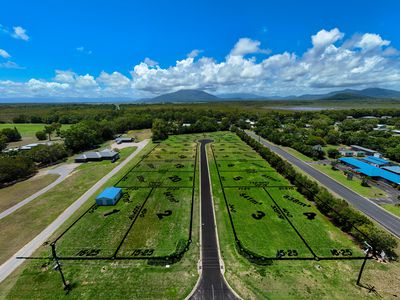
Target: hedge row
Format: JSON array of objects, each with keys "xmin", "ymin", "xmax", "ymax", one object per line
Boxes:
[{"xmin": 235, "ymin": 128, "xmax": 398, "ymax": 259}]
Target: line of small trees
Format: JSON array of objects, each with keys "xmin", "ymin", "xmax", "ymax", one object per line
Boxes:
[
  {"xmin": 234, "ymin": 127, "xmax": 398, "ymax": 259},
  {"xmin": 151, "ymin": 117, "xmax": 230, "ymax": 141}
]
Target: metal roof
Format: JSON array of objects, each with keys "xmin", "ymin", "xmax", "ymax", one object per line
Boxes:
[
  {"xmin": 339, "ymin": 157, "xmax": 400, "ymax": 184},
  {"xmin": 115, "ymin": 137, "xmax": 133, "ymax": 142},
  {"xmin": 99, "ymin": 149, "xmax": 118, "ymax": 158},
  {"xmin": 363, "ymin": 156, "xmax": 390, "ymax": 166},
  {"xmin": 383, "ymin": 166, "xmax": 400, "ymax": 175},
  {"xmin": 96, "ymin": 187, "xmax": 122, "ymax": 200},
  {"xmin": 84, "ymin": 152, "xmax": 101, "ymax": 159},
  {"xmin": 350, "ymin": 145, "xmax": 377, "ymax": 153}
]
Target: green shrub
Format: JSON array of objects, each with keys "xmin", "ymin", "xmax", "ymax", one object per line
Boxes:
[{"xmin": 35, "ymin": 131, "xmax": 47, "ymax": 140}]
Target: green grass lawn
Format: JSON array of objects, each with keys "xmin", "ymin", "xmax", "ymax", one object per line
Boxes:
[
  {"xmin": 0, "ymin": 123, "xmax": 72, "ymax": 148},
  {"xmin": 55, "ymin": 188, "xmax": 152, "ymax": 258},
  {"xmin": 126, "ymin": 128, "xmax": 152, "ymax": 141},
  {"xmin": 312, "ymin": 164, "xmax": 387, "ymax": 199},
  {"xmin": 209, "ymin": 133, "xmax": 363, "ymax": 260},
  {"xmin": 118, "ymin": 187, "xmax": 193, "ymax": 257},
  {"xmin": 0, "ymin": 134, "xmax": 201, "ymax": 300},
  {"xmin": 205, "ymin": 131, "xmax": 400, "ymax": 299},
  {"xmin": 322, "ymin": 144, "xmax": 341, "ymax": 152},
  {"xmin": 0, "ymin": 173, "xmax": 60, "ymax": 213},
  {"xmin": 282, "ymin": 146, "xmax": 314, "ymax": 162},
  {"xmin": 382, "ymin": 204, "xmax": 400, "ymax": 217},
  {"xmin": 0, "ymin": 123, "xmax": 71, "ymax": 137}
]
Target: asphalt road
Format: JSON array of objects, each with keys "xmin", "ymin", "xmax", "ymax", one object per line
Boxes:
[
  {"xmin": 246, "ymin": 131, "xmax": 400, "ymax": 238},
  {"xmin": 189, "ymin": 139, "xmax": 239, "ymax": 300},
  {"xmin": 0, "ymin": 163, "xmax": 80, "ymax": 220},
  {"xmin": 0, "ymin": 140, "xmax": 149, "ymax": 283}
]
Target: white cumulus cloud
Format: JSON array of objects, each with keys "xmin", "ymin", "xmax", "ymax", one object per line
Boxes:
[
  {"xmin": 75, "ymin": 46, "xmax": 92, "ymax": 55},
  {"xmin": 143, "ymin": 57, "xmax": 158, "ymax": 67},
  {"xmin": 0, "ymin": 28, "xmax": 400, "ymax": 98},
  {"xmin": 187, "ymin": 49, "xmax": 203, "ymax": 58},
  {"xmin": 0, "ymin": 49, "xmax": 10, "ymax": 59},
  {"xmin": 311, "ymin": 28, "xmax": 344, "ymax": 49},
  {"xmin": 12, "ymin": 26, "xmax": 29, "ymax": 41},
  {"xmin": 356, "ymin": 33, "xmax": 390, "ymax": 50},
  {"xmin": 0, "ymin": 61, "xmax": 24, "ymax": 69},
  {"xmin": 230, "ymin": 38, "xmax": 270, "ymax": 56}
]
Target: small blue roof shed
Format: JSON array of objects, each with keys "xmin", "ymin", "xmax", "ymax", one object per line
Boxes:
[{"xmin": 96, "ymin": 187, "xmax": 122, "ymax": 206}]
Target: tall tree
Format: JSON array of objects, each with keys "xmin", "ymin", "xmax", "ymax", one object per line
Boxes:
[
  {"xmin": 0, "ymin": 134, "xmax": 7, "ymax": 151},
  {"xmin": 151, "ymin": 119, "xmax": 169, "ymax": 141}
]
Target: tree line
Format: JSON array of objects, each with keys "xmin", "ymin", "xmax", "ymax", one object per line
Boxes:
[{"xmin": 0, "ymin": 144, "xmax": 68, "ymax": 186}]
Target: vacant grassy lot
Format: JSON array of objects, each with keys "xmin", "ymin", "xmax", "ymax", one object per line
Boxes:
[
  {"xmin": 118, "ymin": 187, "xmax": 193, "ymax": 257},
  {"xmin": 126, "ymin": 128, "xmax": 152, "ymax": 141},
  {"xmin": 206, "ymin": 131, "xmax": 400, "ymax": 299},
  {"xmin": 0, "ymin": 147, "xmax": 136, "ymax": 264},
  {"xmin": 0, "ymin": 134, "xmax": 203, "ymax": 300},
  {"xmin": 0, "ymin": 173, "xmax": 60, "ymax": 213},
  {"xmin": 209, "ymin": 133, "xmax": 363, "ymax": 260}
]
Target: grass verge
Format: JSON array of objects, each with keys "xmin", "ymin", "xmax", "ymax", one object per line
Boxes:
[
  {"xmin": 282, "ymin": 146, "xmax": 314, "ymax": 162},
  {"xmin": 0, "ymin": 174, "xmax": 60, "ymax": 213},
  {"xmin": 382, "ymin": 204, "xmax": 400, "ymax": 218}
]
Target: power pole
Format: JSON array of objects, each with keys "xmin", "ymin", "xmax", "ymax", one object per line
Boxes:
[
  {"xmin": 51, "ymin": 243, "xmax": 70, "ymax": 292},
  {"xmin": 356, "ymin": 242, "xmax": 372, "ymax": 286}
]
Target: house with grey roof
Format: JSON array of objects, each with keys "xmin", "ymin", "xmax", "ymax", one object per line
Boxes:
[
  {"xmin": 115, "ymin": 137, "xmax": 134, "ymax": 144},
  {"xmin": 75, "ymin": 149, "xmax": 119, "ymax": 163}
]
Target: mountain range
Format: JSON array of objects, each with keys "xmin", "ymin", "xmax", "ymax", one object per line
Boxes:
[
  {"xmin": 0, "ymin": 87, "xmax": 400, "ymax": 103},
  {"xmin": 148, "ymin": 87, "xmax": 400, "ymax": 102}
]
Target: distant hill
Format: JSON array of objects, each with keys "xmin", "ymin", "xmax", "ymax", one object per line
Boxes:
[
  {"xmin": 150, "ymin": 89, "xmax": 219, "ymax": 102},
  {"xmin": 294, "ymin": 88, "xmax": 400, "ymax": 101},
  {"xmin": 320, "ymin": 92, "xmax": 374, "ymax": 101},
  {"xmin": 217, "ymin": 93, "xmax": 266, "ymax": 99},
  {"xmin": 355, "ymin": 88, "xmax": 400, "ymax": 98},
  {"xmin": 1, "ymin": 87, "xmax": 399, "ymax": 103}
]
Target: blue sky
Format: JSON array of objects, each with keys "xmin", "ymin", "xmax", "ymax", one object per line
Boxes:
[{"xmin": 1, "ymin": 0, "xmax": 400, "ymax": 98}]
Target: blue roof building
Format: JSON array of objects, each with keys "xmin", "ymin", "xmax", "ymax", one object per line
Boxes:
[
  {"xmin": 339, "ymin": 157, "xmax": 400, "ymax": 185},
  {"xmin": 362, "ymin": 156, "xmax": 390, "ymax": 166},
  {"xmin": 383, "ymin": 166, "xmax": 400, "ymax": 175},
  {"xmin": 96, "ymin": 187, "xmax": 122, "ymax": 206}
]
